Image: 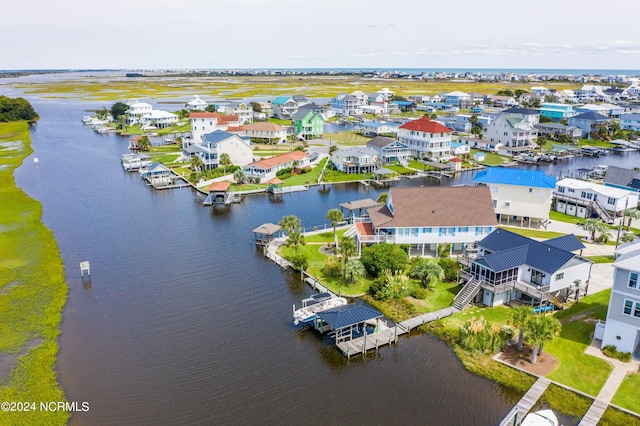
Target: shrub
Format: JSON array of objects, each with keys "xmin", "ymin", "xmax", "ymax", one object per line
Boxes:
[
  {"xmin": 369, "ymin": 275, "xmax": 394, "ymax": 301},
  {"xmin": 290, "ymin": 254, "xmax": 308, "ymax": 271},
  {"xmin": 323, "ymin": 256, "xmax": 342, "ymax": 278},
  {"xmin": 603, "ymin": 345, "xmax": 632, "ymax": 362},
  {"xmin": 360, "ymin": 243, "xmax": 409, "ymax": 277},
  {"xmin": 276, "ymin": 167, "xmax": 293, "ymax": 177},
  {"xmin": 438, "ymin": 257, "xmax": 460, "ymax": 282},
  {"xmin": 410, "ymin": 286, "xmax": 428, "ymax": 299}
]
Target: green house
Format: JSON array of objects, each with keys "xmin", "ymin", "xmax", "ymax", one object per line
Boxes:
[{"xmin": 293, "ymin": 110, "xmax": 324, "ymax": 140}]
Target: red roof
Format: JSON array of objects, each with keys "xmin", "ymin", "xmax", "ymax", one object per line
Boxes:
[
  {"xmin": 399, "ymin": 117, "xmax": 451, "ymax": 133},
  {"xmin": 449, "ymin": 157, "xmax": 463, "ymax": 162},
  {"xmin": 220, "ymin": 114, "xmax": 239, "ymax": 122},
  {"xmin": 248, "ymin": 151, "xmax": 309, "ymax": 170},
  {"xmin": 208, "ymin": 181, "xmax": 231, "ymax": 192},
  {"xmin": 189, "ymin": 112, "xmax": 220, "ymax": 119},
  {"xmin": 226, "ymin": 126, "xmax": 244, "ymax": 132}
]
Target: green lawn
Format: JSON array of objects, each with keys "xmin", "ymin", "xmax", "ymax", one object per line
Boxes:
[
  {"xmin": 470, "ymin": 149, "xmax": 510, "ymax": 166},
  {"xmin": 408, "ymin": 281, "xmax": 459, "ymax": 313},
  {"xmin": 385, "ymin": 164, "xmax": 413, "ymax": 175},
  {"xmin": 498, "ymin": 226, "xmax": 566, "ymax": 239},
  {"xmin": 304, "ymin": 229, "xmax": 348, "ymax": 243},
  {"xmin": 585, "ymin": 255, "xmax": 615, "ymax": 264},
  {"xmin": 440, "ymin": 305, "xmax": 513, "ymax": 329},
  {"xmin": 324, "ymin": 131, "xmax": 371, "ymax": 146},
  {"xmin": 0, "ymin": 122, "xmax": 69, "ymax": 425},
  {"xmin": 611, "ymin": 373, "xmax": 640, "ymax": 413}
]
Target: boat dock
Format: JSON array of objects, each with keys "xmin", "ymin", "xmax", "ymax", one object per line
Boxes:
[{"xmin": 499, "ymin": 377, "xmax": 551, "ymax": 426}]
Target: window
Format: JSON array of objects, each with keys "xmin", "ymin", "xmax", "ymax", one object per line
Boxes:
[
  {"xmin": 558, "ymin": 187, "xmax": 565, "ymax": 193},
  {"xmin": 624, "ymin": 299, "xmax": 633, "ymax": 315},
  {"xmin": 568, "ymin": 188, "xmax": 575, "ymax": 193},
  {"xmin": 636, "ymin": 303, "xmax": 640, "ymax": 318},
  {"xmin": 629, "ymin": 272, "xmax": 638, "ymax": 289},
  {"xmin": 529, "ymin": 188, "xmax": 533, "ymax": 193},
  {"xmin": 505, "ymin": 202, "xmax": 511, "ymax": 207},
  {"xmin": 608, "ymin": 197, "xmax": 616, "ymax": 205},
  {"xmin": 555, "ymin": 273, "xmax": 564, "ymax": 281}
]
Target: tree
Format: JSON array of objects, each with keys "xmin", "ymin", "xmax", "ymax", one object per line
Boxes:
[
  {"xmin": 290, "ymin": 253, "xmax": 308, "ymax": 271},
  {"xmin": 471, "ymin": 126, "xmax": 483, "ymax": 137},
  {"xmin": 110, "ymin": 102, "xmax": 129, "ymax": 121},
  {"xmin": 514, "ymin": 89, "xmax": 528, "ymax": 98},
  {"xmin": 233, "ymin": 169, "xmax": 246, "ymax": 184},
  {"xmin": 376, "ymin": 192, "xmax": 388, "ymax": 204},
  {"xmin": 190, "ymin": 155, "xmax": 203, "ymax": 172},
  {"xmin": 621, "ymin": 232, "xmax": 636, "ymax": 243},
  {"xmin": 360, "ymin": 243, "xmax": 409, "ymax": 277},
  {"xmin": 0, "ymin": 96, "xmax": 39, "ymax": 122},
  {"xmin": 219, "ymin": 153, "xmax": 232, "ymax": 174},
  {"xmin": 326, "ymin": 209, "xmax": 344, "ymax": 246},
  {"xmin": 95, "ymin": 107, "xmax": 108, "ymax": 120},
  {"xmin": 279, "ymin": 215, "xmax": 301, "ymax": 234},
  {"xmin": 583, "ymin": 218, "xmax": 609, "ymax": 242},
  {"xmin": 430, "ymin": 113, "xmax": 438, "ymax": 120},
  {"xmin": 250, "ymin": 101, "xmax": 262, "ymax": 112},
  {"xmin": 329, "ymin": 145, "xmax": 338, "ymax": 156},
  {"xmin": 409, "ymin": 259, "xmax": 444, "ymax": 288},
  {"xmin": 525, "ymin": 315, "xmax": 560, "ymax": 364},
  {"xmin": 343, "ymin": 259, "xmax": 366, "ymax": 282},
  {"xmin": 205, "ymin": 104, "xmax": 217, "ymax": 113},
  {"xmin": 539, "ymin": 115, "xmax": 552, "ymax": 123},
  {"xmin": 556, "ymin": 134, "xmax": 572, "ymax": 144},
  {"xmin": 469, "ymin": 114, "xmax": 479, "ymax": 125},
  {"xmin": 507, "ymin": 305, "xmax": 533, "ymax": 351},
  {"xmin": 137, "ymin": 136, "xmax": 151, "ymax": 151},
  {"xmin": 625, "ymin": 209, "xmax": 640, "ymax": 231},
  {"xmin": 286, "ymin": 231, "xmax": 306, "ymax": 254},
  {"xmin": 117, "ymin": 115, "xmax": 128, "ymax": 132},
  {"xmin": 337, "ymin": 236, "xmax": 357, "ymax": 262},
  {"xmin": 536, "ymin": 315, "xmax": 561, "ymax": 356},
  {"xmin": 177, "ymin": 109, "xmax": 190, "ymax": 119}
]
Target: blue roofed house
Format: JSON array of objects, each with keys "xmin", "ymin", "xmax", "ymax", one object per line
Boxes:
[
  {"xmin": 271, "ymin": 96, "xmax": 298, "ymax": 119},
  {"xmin": 568, "ymin": 111, "xmax": 611, "ymax": 139},
  {"xmin": 473, "ymin": 168, "xmax": 556, "ymax": 229},
  {"xmin": 538, "ymin": 103, "xmax": 578, "ymax": 121},
  {"xmin": 450, "ymin": 142, "xmax": 470, "ymax": 156},
  {"xmin": 360, "ymin": 121, "xmax": 399, "ymax": 137},
  {"xmin": 366, "ymin": 136, "xmax": 410, "ymax": 166},
  {"xmin": 603, "ymin": 166, "xmax": 640, "ymax": 192},
  {"xmin": 458, "ymin": 228, "xmax": 592, "ymax": 309},
  {"xmin": 620, "ymin": 113, "xmax": 640, "ymax": 132}
]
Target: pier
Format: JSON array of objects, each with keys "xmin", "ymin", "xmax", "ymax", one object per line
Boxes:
[{"xmin": 499, "ymin": 377, "xmax": 551, "ymax": 426}]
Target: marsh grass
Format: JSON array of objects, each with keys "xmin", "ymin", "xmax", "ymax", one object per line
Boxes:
[{"xmin": 0, "ymin": 122, "xmax": 69, "ymax": 424}]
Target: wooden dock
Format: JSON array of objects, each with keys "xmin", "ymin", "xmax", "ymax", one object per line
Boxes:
[
  {"xmin": 398, "ymin": 307, "xmax": 459, "ymax": 331},
  {"xmin": 579, "ymin": 398, "xmax": 608, "ymax": 426},
  {"xmin": 499, "ymin": 377, "xmax": 551, "ymax": 426}
]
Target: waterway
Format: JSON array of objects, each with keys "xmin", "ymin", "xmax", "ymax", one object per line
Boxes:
[{"xmin": 8, "ymin": 85, "xmax": 640, "ymax": 425}]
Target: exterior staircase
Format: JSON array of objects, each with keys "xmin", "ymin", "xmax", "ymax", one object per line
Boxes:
[
  {"xmin": 591, "ymin": 199, "xmax": 614, "ymax": 224},
  {"xmin": 398, "ymin": 156, "xmax": 409, "ymax": 167},
  {"xmin": 453, "ymin": 278, "xmax": 483, "ymax": 310},
  {"xmin": 546, "ymin": 293, "xmax": 564, "ymax": 310}
]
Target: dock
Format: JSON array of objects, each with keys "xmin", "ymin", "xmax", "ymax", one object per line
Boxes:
[
  {"xmin": 579, "ymin": 399, "xmax": 608, "ymax": 426},
  {"xmin": 499, "ymin": 377, "xmax": 551, "ymax": 426},
  {"xmin": 398, "ymin": 307, "xmax": 459, "ymax": 331}
]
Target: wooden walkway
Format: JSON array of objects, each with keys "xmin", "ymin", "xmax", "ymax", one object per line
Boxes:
[
  {"xmin": 337, "ymin": 306, "xmax": 459, "ymax": 358},
  {"xmin": 579, "ymin": 398, "xmax": 608, "ymax": 426},
  {"xmin": 499, "ymin": 377, "xmax": 551, "ymax": 426}
]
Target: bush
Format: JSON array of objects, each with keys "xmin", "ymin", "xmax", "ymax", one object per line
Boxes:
[
  {"xmin": 410, "ymin": 286, "xmax": 428, "ymax": 299},
  {"xmin": 438, "ymin": 258, "xmax": 460, "ymax": 282},
  {"xmin": 323, "ymin": 256, "xmax": 342, "ymax": 278},
  {"xmin": 276, "ymin": 167, "xmax": 293, "ymax": 177},
  {"xmin": 290, "ymin": 254, "xmax": 308, "ymax": 271},
  {"xmin": 360, "ymin": 243, "xmax": 409, "ymax": 277},
  {"xmin": 369, "ymin": 275, "xmax": 395, "ymax": 301},
  {"xmin": 603, "ymin": 345, "xmax": 632, "ymax": 362}
]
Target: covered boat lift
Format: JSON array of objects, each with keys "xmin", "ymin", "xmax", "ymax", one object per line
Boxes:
[{"xmin": 252, "ymin": 223, "xmax": 280, "ymax": 246}]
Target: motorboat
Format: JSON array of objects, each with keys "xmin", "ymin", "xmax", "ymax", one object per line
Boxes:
[
  {"xmin": 520, "ymin": 409, "xmax": 558, "ymax": 426},
  {"xmin": 293, "ymin": 293, "xmax": 347, "ymax": 325}
]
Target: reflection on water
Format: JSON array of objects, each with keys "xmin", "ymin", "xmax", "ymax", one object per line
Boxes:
[{"xmin": 14, "ymin": 96, "xmax": 640, "ymax": 425}]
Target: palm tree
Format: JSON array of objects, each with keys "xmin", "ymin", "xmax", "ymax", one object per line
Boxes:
[
  {"xmin": 376, "ymin": 192, "xmax": 388, "ymax": 204},
  {"xmin": 338, "ymin": 236, "xmax": 357, "ymax": 262},
  {"xmin": 409, "ymin": 259, "xmax": 444, "ymax": 288},
  {"xmin": 583, "ymin": 218, "xmax": 608, "ymax": 242},
  {"xmin": 625, "ymin": 208, "xmax": 640, "ymax": 231},
  {"xmin": 233, "ymin": 169, "xmax": 246, "ymax": 184},
  {"xmin": 219, "ymin": 153, "xmax": 232, "ymax": 174},
  {"xmin": 138, "ymin": 136, "xmax": 151, "ymax": 151},
  {"xmin": 343, "ymin": 259, "xmax": 366, "ymax": 282},
  {"xmin": 536, "ymin": 315, "xmax": 561, "ymax": 356},
  {"xmin": 525, "ymin": 315, "xmax": 559, "ymax": 364},
  {"xmin": 286, "ymin": 231, "xmax": 305, "ymax": 254},
  {"xmin": 279, "ymin": 215, "xmax": 301, "ymax": 235},
  {"xmin": 190, "ymin": 155, "xmax": 203, "ymax": 173},
  {"xmin": 326, "ymin": 209, "xmax": 343, "ymax": 246},
  {"xmin": 507, "ymin": 305, "xmax": 533, "ymax": 351}
]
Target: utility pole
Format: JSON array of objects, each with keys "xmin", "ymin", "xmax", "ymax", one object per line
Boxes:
[{"xmin": 615, "ymin": 197, "xmax": 629, "ymax": 249}]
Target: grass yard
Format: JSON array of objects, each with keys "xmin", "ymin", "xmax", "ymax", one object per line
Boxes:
[
  {"xmin": 585, "ymin": 255, "xmax": 615, "ymax": 263},
  {"xmin": 470, "ymin": 149, "xmax": 510, "ymax": 166},
  {"xmin": 611, "ymin": 373, "xmax": 640, "ymax": 413},
  {"xmin": 498, "ymin": 226, "xmax": 566, "ymax": 239},
  {"xmin": 304, "ymin": 229, "xmax": 348, "ymax": 243},
  {"xmin": 324, "ymin": 131, "xmax": 371, "ymax": 146},
  {"xmin": 0, "ymin": 121, "xmax": 69, "ymax": 425}
]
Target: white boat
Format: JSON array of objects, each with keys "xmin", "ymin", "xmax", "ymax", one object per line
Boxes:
[
  {"xmin": 520, "ymin": 409, "xmax": 558, "ymax": 426},
  {"xmin": 293, "ymin": 293, "xmax": 347, "ymax": 325}
]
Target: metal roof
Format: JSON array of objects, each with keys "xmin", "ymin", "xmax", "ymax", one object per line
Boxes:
[
  {"xmin": 542, "ymin": 235, "xmax": 585, "ymax": 252},
  {"xmin": 202, "ymin": 130, "xmax": 235, "ymax": 144},
  {"xmin": 317, "ymin": 303, "xmax": 383, "ymax": 330},
  {"xmin": 472, "ymin": 168, "xmax": 556, "ymax": 188}
]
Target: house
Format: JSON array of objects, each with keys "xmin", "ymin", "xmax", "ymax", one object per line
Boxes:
[
  {"xmin": 377, "ymin": 87, "xmax": 394, "ymax": 101},
  {"xmin": 366, "ymin": 136, "xmax": 410, "ymax": 165},
  {"xmin": 185, "ymin": 95, "xmax": 208, "ymax": 111},
  {"xmin": 391, "ymin": 100, "xmax": 416, "ymax": 112},
  {"xmin": 125, "ymin": 102, "xmax": 153, "ymax": 125},
  {"xmin": 603, "ymin": 166, "xmax": 640, "ymax": 192},
  {"xmin": 485, "ymin": 95, "xmax": 518, "ymax": 108},
  {"xmin": 224, "ymin": 102, "xmax": 253, "ymax": 124},
  {"xmin": 360, "ymin": 121, "xmax": 399, "ymax": 137},
  {"xmin": 501, "ymin": 108, "xmax": 540, "ymax": 125},
  {"xmin": 292, "ymin": 110, "xmax": 324, "ymax": 139},
  {"xmin": 443, "ymin": 91, "xmax": 472, "ymax": 109},
  {"xmin": 464, "ymin": 228, "xmax": 591, "ymax": 308},
  {"xmin": 534, "ymin": 122, "xmax": 582, "ymax": 140},
  {"xmin": 242, "ymin": 122, "xmax": 287, "ymax": 143},
  {"xmin": 330, "ymin": 93, "xmax": 362, "ymax": 116},
  {"xmin": 186, "ymin": 130, "xmax": 253, "ymax": 170},
  {"xmin": 349, "ymin": 186, "xmax": 497, "ymax": 256},
  {"xmin": 620, "ymin": 113, "xmax": 640, "ymax": 132},
  {"xmin": 330, "ymin": 147, "xmax": 378, "ymax": 174},
  {"xmin": 538, "ymin": 103, "xmax": 577, "ymax": 121},
  {"xmin": 450, "ymin": 142, "xmax": 470, "ymax": 156},
  {"xmin": 351, "ymin": 90, "xmax": 368, "ymax": 106},
  {"xmin": 141, "ymin": 162, "xmax": 175, "ymax": 187},
  {"xmin": 397, "ymin": 117, "xmax": 453, "ymax": 160},
  {"xmin": 457, "ymin": 136, "xmax": 502, "ymax": 152},
  {"xmin": 485, "ymin": 111, "xmax": 538, "ymax": 154},
  {"xmin": 243, "ymin": 151, "xmax": 310, "ymax": 183},
  {"xmin": 473, "ymin": 168, "xmax": 556, "ymax": 228},
  {"xmin": 189, "ymin": 112, "xmax": 230, "ymax": 143},
  {"xmin": 568, "ymin": 111, "xmax": 611, "ymax": 139},
  {"xmin": 555, "ymin": 178, "xmax": 639, "ymax": 222},
  {"xmin": 271, "ymin": 96, "xmax": 298, "ymax": 119},
  {"xmin": 599, "ymin": 240, "xmax": 640, "ymax": 354}
]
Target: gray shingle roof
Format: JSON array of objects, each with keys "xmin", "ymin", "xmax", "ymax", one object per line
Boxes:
[
  {"xmin": 366, "ymin": 136, "xmax": 397, "ymax": 148},
  {"xmin": 603, "ymin": 166, "xmax": 640, "ymax": 189}
]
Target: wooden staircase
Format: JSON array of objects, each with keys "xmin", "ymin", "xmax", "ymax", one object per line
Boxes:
[
  {"xmin": 590, "ymin": 199, "xmax": 614, "ymax": 224},
  {"xmin": 453, "ymin": 278, "xmax": 483, "ymax": 310}
]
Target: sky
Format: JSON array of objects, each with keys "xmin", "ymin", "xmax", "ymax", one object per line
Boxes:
[{"xmin": 3, "ymin": 0, "xmax": 640, "ymax": 71}]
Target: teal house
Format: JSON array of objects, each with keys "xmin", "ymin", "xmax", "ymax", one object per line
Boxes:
[{"xmin": 293, "ymin": 110, "xmax": 324, "ymax": 139}]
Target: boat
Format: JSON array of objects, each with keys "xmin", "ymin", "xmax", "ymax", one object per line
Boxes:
[
  {"xmin": 293, "ymin": 293, "xmax": 348, "ymax": 325},
  {"xmin": 520, "ymin": 409, "xmax": 558, "ymax": 426}
]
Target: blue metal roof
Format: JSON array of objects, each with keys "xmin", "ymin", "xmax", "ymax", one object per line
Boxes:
[
  {"xmin": 543, "ymin": 235, "xmax": 585, "ymax": 252},
  {"xmin": 472, "ymin": 168, "xmax": 556, "ymax": 188},
  {"xmin": 271, "ymin": 96, "xmax": 292, "ymax": 105},
  {"xmin": 392, "ymin": 100, "xmax": 414, "ymax": 106},
  {"xmin": 202, "ymin": 130, "xmax": 234, "ymax": 144},
  {"xmin": 317, "ymin": 303, "xmax": 382, "ymax": 330}
]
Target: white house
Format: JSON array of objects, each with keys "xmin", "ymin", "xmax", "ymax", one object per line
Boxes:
[
  {"xmin": 443, "ymin": 91, "xmax": 472, "ymax": 109},
  {"xmin": 555, "ymin": 178, "xmax": 639, "ymax": 222},
  {"xmin": 457, "ymin": 136, "xmax": 502, "ymax": 152},
  {"xmin": 366, "ymin": 136, "xmax": 410, "ymax": 165},
  {"xmin": 473, "ymin": 168, "xmax": 556, "ymax": 228},
  {"xmin": 599, "ymin": 240, "xmax": 640, "ymax": 354},
  {"xmin": 330, "ymin": 147, "xmax": 378, "ymax": 174},
  {"xmin": 224, "ymin": 102, "xmax": 253, "ymax": 124},
  {"xmin": 466, "ymin": 229, "xmax": 592, "ymax": 308},
  {"xmin": 242, "ymin": 122, "xmax": 287, "ymax": 143},
  {"xmin": 125, "ymin": 102, "xmax": 153, "ymax": 125},
  {"xmin": 449, "ymin": 142, "xmax": 470, "ymax": 156},
  {"xmin": 485, "ymin": 111, "xmax": 538, "ymax": 154},
  {"xmin": 271, "ymin": 96, "xmax": 298, "ymax": 119},
  {"xmin": 360, "ymin": 121, "xmax": 399, "ymax": 137},
  {"xmin": 348, "ymin": 186, "xmax": 498, "ymax": 256},
  {"xmin": 189, "ymin": 112, "xmax": 230, "ymax": 143},
  {"xmin": 330, "ymin": 93, "xmax": 362, "ymax": 116},
  {"xmin": 186, "ymin": 95, "xmax": 208, "ymax": 111},
  {"xmin": 140, "ymin": 110, "xmax": 178, "ymax": 129},
  {"xmin": 620, "ymin": 113, "xmax": 640, "ymax": 132},
  {"xmin": 397, "ymin": 117, "xmax": 453, "ymax": 160},
  {"xmin": 185, "ymin": 130, "xmax": 253, "ymax": 170},
  {"xmin": 243, "ymin": 151, "xmax": 310, "ymax": 183}
]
